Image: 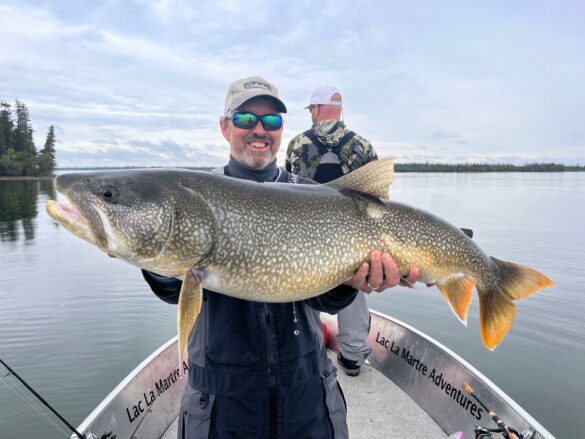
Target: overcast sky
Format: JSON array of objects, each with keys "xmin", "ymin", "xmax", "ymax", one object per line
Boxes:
[{"xmin": 1, "ymin": 0, "xmax": 583, "ymax": 168}]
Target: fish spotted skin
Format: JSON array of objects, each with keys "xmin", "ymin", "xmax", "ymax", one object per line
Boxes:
[{"xmin": 46, "ymin": 158, "xmax": 553, "ymax": 351}]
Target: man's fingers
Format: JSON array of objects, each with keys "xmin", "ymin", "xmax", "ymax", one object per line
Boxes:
[
  {"xmin": 346, "ymin": 252, "xmax": 421, "ymax": 294},
  {"xmin": 399, "ymin": 277, "xmax": 415, "ymax": 288},
  {"xmin": 405, "ymin": 266, "xmax": 420, "ymax": 284},
  {"xmin": 366, "ymin": 250, "xmax": 382, "ymax": 289},
  {"xmin": 353, "ymin": 262, "xmax": 370, "ymax": 290},
  {"xmin": 379, "ymin": 252, "xmax": 400, "ymax": 288}
]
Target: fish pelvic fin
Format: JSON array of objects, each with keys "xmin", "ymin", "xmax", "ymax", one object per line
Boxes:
[
  {"xmin": 177, "ymin": 270, "xmax": 203, "ymax": 371},
  {"xmin": 437, "ymin": 274, "xmax": 476, "ymax": 326},
  {"xmin": 324, "ymin": 157, "xmax": 394, "ymax": 200},
  {"xmin": 478, "ymin": 257, "xmax": 554, "ymax": 350}
]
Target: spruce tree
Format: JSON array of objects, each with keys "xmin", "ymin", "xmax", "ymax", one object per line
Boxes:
[
  {"xmin": 13, "ymin": 100, "xmax": 37, "ymax": 175},
  {"xmin": 0, "ymin": 101, "xmax": 14, "ymax": 157},
  {"xmin": 14, "ymin": 101, "xmax": 34, "ymax": 152},
  {"xmin": 37, "ymin": 125, "xmax": 57, "ymax": 175},
  {"xmin": 42, "ymin": 125, "xmax": 56, "ymax": 158}
]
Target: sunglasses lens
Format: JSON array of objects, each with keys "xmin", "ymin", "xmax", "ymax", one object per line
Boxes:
[
  {"xmin": 231, "ymin": 113, "xmax": 282, "ymax": 131},
  {"xmin": 232, "ymin": 113, "xmax": 258, "ymax": 129},
  {"xmin": 261, "ymin": 115, "xmax": 282, "ymax": 131}
]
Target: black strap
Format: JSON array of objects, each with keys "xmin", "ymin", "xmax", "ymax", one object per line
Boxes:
[
  {"xmin": 334, "ymin": 131, "xmax": 357, "ymax": 155},
  {"xmin": 303, "ymin": 130, "xmax": 356, "ymax": 156},
  {"xmin": 303, "ymin": 130, "xmax": 326, "ymax": 154}
]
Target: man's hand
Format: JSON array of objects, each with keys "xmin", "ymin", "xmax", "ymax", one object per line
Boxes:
[{"xmin": 344, "ymin": 250, "xmax": 420, "ymax": 294}]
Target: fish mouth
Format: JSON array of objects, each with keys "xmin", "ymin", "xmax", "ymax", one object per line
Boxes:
[{"xmin": 46, "ymin": 197, "xmax": 108, "ymax": 252}]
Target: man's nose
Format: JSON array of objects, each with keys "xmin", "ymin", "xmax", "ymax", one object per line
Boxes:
[{"xmin": 251, "ymin": 121, "xmax": 268, "ymax": 136}]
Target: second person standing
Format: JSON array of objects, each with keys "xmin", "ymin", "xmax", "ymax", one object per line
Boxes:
[{"xmin": 286, "ymin": 84, "xmax": 378, "ymax": 377}]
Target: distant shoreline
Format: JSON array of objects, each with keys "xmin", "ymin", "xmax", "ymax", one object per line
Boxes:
[
  {"xmin": 394, "ymin": 163, "xmax": 584, "ymax": 172},
  {"xmin": 55, "ymin": 163, "xmax": 584, "ymax": 173},
  {"xmin": 2, "ymin": 163, "xmax": 584, "ymax": 178},
  {"xmin": 0, "ymin": 175, "xmax": 53, "ymax": 180}
]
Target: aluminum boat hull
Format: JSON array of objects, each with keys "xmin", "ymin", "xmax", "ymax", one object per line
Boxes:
[{"xmin": 72, "ymin": 310, "xmax": 554, "ymax": 439}]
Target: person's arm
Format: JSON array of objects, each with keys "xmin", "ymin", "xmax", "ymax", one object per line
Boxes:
[
  {"xmin": 285, "ymin": 135, "xmax": 303, "ymax": 173},
  {"xmin": 306, "ymin": 284, "xmax": 358, "ymax": 314},
  {"xmin": 285, "ymin": 141, "xmax": 294, "ymax": 172},
  {"xmin": 143, "ymin": 249, "xmax": 420, "ymax": 307},
  {"xmin": 141, "ymin": 270, "xmax": 182, "ymax": 304},
  {"xmin": 364, "ymin": 139, "xmax": 379, "ymax": 161}
]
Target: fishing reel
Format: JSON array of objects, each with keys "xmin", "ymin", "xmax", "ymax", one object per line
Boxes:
[
  {"xmin": 474, "ymin": 424, "xmax": 534, "ymax": 439},
  {"xmin": 462, "ymin": 383, "xmax": 536, "ymax": 439}
]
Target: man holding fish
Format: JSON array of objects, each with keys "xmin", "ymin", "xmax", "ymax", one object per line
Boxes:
[{"xmin": 142, "ymin": 76, "xmax": 419, "ymax": 439}]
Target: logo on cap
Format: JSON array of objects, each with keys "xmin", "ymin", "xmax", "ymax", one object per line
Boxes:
[{"xmin": 244, "ymin": 81, "xmax": 272, "ymax": 91}]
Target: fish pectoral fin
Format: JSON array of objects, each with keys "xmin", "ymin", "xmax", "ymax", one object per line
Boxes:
[
  {"xmin": 324, "ymin": 157, "xmax": 394, "ymax": 200},
  {"xmin": 177, "ymin": 270, "xmax": 203, "ymax": 370},
  {"xmin": 437, "ymin": 274, "xmax": 476, "ymax": 325}
]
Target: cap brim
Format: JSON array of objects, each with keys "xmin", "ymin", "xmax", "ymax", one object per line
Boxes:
[
  {"xmin": 231, "ymin": 93, "xmax": 287, "ymax": 114},
  {"xmin": 304, "ymin": 101, "xmax": 342, "ymax": 109}
]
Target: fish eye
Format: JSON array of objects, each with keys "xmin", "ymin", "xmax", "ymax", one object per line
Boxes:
[{"xmin": 100, "ymin": 186, "xmax": 118, "ymax": 203}]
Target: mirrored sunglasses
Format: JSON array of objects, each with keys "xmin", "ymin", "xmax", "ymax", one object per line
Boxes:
[{"xmin": 230, "ymin": 112, "xmax": 283, "ymax": 131}]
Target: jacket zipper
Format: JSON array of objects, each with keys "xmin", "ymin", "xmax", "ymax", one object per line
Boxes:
[{"xmin": 263, "ymin": 303, "xmax": 278, "ymax": 438}]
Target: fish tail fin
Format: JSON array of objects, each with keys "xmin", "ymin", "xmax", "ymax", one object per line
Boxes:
[
  {"xmin": 478, "ymin": 293, "xmax": 516, "ymax": 351},
  {"xmin": 177, "ymin": 270, "xmax": 203, "ymax": 372},
  {"xmin": 437, "ymin": 274, "xmax": 476, "ymax": 325},
  {"xmin": 491, "ymin": 257, "xmax": 554, "ymax": 300},
  {"xmin": 478, "ymin": 257, "xmax": 554, "ymax": 350}
]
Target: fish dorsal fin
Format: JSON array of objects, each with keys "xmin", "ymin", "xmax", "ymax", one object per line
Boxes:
[{"xmin": 324, "ymin": 157, "xmax": 394, "ymax": 200}]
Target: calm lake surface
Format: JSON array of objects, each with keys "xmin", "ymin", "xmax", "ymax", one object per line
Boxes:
[{"xmin": 0, "ymin": 172, "xmax": 583, "ymax": 438}]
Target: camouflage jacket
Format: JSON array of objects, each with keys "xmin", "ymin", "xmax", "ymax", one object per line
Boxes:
[{"xmin": 285, "ymin": 120, "xmax": 378, "ymax": 179}]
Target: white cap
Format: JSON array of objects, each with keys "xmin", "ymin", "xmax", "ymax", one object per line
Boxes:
[
  {"xmin": 305, "ymin": 85, "xmax": 343, "ymax": 108},
  {"xmin": 223, "ymin": 76, "xmax": 287, "ymax": 117}
]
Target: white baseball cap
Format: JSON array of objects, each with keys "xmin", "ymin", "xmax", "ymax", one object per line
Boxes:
[
  {"xmin": 305, "ymin": 85, "xmax": 343, "ymax": 109},
  {"xmin": 223, "ymin": 76, "xmax": 287, "ymax": 117}
]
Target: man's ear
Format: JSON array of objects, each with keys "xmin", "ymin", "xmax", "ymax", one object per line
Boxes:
[
  {"xmin": 220, "ymin": 118, "xmax": 231, "ymax": 141},
  {"xmin": 311, "ymin": 106, "xmax": 319, "ymax": 123}
]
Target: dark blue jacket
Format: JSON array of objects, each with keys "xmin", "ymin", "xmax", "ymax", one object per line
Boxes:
[{"xmin": 143, "ymin": 164, "xmax": 356, "ymax": 439}]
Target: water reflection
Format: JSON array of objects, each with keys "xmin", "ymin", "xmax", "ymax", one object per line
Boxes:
[{"xmin": 0, "ymin": 179, "xmax": 56, "ymax": 241}]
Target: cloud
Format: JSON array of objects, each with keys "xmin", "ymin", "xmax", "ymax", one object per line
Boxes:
[
  {"xmin": 57, "ymin": 137, "xmax": 227, "ymax": 168},
  {"xmin": 1, "ymin": 1, "xmax": 583, "ymax": 167}
]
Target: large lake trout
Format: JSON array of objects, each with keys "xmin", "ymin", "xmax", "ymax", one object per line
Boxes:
[{"xmin": 46, "ymin": 158, "xmax": 553, "ymax": 354}]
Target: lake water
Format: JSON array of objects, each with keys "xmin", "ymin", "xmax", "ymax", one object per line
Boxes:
[{"xmin": 0, "ymin": 172, "xmax": 583, "ymax": 438}]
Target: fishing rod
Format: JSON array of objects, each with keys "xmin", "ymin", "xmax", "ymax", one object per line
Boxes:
[
  {"xmin": 463, "ymin": 383, "xmax": 524, "ymax": 439},
  {"xmin": 0, "ymin": 357, "xmax": 86, "ymax": 439}
]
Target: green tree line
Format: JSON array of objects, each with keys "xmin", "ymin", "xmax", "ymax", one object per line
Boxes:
[
  {"xmin": 0, "ymin": 100, "xmax": 56, "ymax": 177},
  {"xmin": 395, "ymin": 162, "xmax": 584, "ymax": 172}
]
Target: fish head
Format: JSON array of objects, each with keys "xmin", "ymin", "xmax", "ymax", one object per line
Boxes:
[{"xmin": 47, "ymin": 170, "xmax": 179, "ymax": 266}]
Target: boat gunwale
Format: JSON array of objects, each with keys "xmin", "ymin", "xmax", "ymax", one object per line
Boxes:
[
  {"xmin": 74, "ymin": 336, "xmax": 179, "ymax": 435},
  {"xmin": 366, "ymin": 309, "xmax": 554, "ymax": 438}
]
